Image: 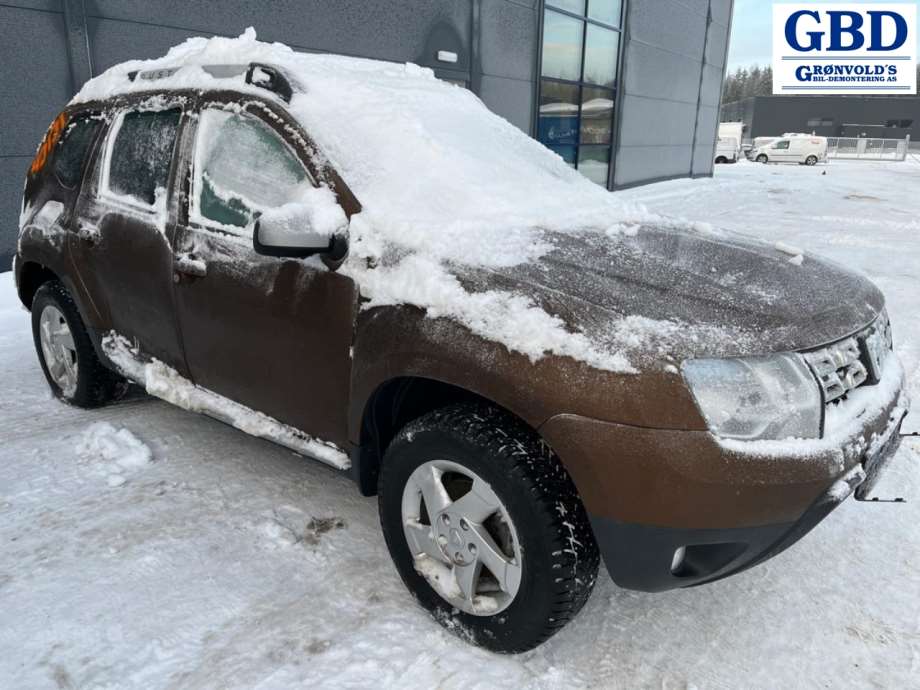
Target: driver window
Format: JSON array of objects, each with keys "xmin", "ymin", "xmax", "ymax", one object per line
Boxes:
[
  {"xmin": 192, "ymin": 108, "xmax": 314, "ymax": 233},
  {"xmin": 774, "ymin": 140, "xmax": 790, "ymax": 150}
]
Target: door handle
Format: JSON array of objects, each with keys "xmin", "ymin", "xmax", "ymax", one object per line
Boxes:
[
  {"xmin": 77, "ymin": 223, "xmax": 101, "ymax": 246},
  {"xmin": 174, "ymin": 253, "xmax": 207, "ymax": 281}
]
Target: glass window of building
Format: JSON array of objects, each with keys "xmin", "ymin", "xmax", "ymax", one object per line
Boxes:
[{"xmin": 538, "ymin": 1, "xmax": 623, "ymax": 186}]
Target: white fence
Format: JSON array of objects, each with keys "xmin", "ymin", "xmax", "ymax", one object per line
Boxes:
[{"xmin": 827, "ymin": 137, "xmax": 911, "ymax": 161}]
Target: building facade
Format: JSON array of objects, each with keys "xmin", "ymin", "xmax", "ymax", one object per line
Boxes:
[
  {"xmin": 721, "ymin": 95, "xmax": 920, "ymax": 145},
  {"xmin": 1, "ymin": 0, "xmax": 733, "ymax": 268}
]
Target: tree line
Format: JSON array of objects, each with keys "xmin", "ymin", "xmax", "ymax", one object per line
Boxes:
[{"xmin": 722, "ymin": 64, "xmax": 920, "ymax": 103}]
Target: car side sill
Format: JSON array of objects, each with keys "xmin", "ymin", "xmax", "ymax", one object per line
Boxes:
[{"xmin": 100, "ymin": 331, "xmax": 351, "ymax": 470}]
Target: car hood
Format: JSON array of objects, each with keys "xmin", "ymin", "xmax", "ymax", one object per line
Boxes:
[{"xmin": 461, "ymin": 224, "xmax": 883, "ymax": 368}]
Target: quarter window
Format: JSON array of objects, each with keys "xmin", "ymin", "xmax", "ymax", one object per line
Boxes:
[
  {"xmin": 105, "ymin": 109, "xmax": 181, "ymax": 206},
  {"xmin": 191, "ymin": 108, "xmax": 313, "ymax": 233},
  {"xmin": 538, "ymin": 1, "xmax": 623, "ymax": 187},
  {"xmin": 53, "ymin": 116, "xmax": 99, "ymax": 188}
]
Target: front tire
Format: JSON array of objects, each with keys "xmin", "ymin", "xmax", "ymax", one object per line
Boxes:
[
  {"xmin": 756, "ymin": 154, "xmax": 768, "ymax": 163},
  {"xmin": 31, "ymin": 281, "xmax": 124, "ymax": 408},
  {"xmin": 378, "ymin": 404, "xmax": 599, "ymax": 653}
]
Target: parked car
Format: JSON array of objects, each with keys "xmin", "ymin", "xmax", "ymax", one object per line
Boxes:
[
  {"xmin": 714, "ymin": 136, "xmax": 739, "ymax": 164},
  {"xmin": 753, "ymin": 136, "xmax": 828, "ymax": 165},
  {"xmin": 15, "ymin": 44, "xmax": 908, "ymax": 653}
]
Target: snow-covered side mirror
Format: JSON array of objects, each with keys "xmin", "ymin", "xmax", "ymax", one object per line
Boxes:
[{"xmin": 252, "ymin": 210, "xmax": 335, "ymax": 259}]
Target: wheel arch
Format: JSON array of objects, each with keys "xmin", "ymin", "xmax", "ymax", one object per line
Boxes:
[
  {"xmin": 352, "ymin": 375, "xmax": 550, "ymax": 497},
  {"xmin": 16, "ymin": 260, "xmax": 60, "ymax": 309}
]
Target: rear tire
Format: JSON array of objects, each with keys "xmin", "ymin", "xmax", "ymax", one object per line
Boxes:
[
  {"xmin": 31, "ymin": 281, "xmax": 125, "ymax": 408},
  {"xmin": 715, "ymin": 156, "xmax": 727, "ymax": 164},
  {"xmin": 378, "ymin": 403, "xmax": 599, "ymax": 653},
  {"xmin": 756, "ymin": 154, "xmax": 768, "ymax": 163},
  {"xmin": 805, "ymin": 155, "xmax": 818, "ymax": 166}
]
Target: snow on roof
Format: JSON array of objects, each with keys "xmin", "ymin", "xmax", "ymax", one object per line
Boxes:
[{"xmin": 73, "ymin": 29, "xmax": 670, "ymax": 372}]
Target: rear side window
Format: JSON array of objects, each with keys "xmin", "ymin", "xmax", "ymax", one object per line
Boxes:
[
  {"xmin": 105, "ymin": 109, "xmax": 181, "ymax": 206},
  {"xmin": 53, "ymin": 116, "xmax": 99, "ymax": 188},
  {"xmin": 191, "ymin": 108, "xmax": 312, "ymax": 232}
]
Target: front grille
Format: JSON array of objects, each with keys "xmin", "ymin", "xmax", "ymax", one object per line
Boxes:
[{"xmin": 803, "ymin": 309, "xmax": 892, "ymax": 405}]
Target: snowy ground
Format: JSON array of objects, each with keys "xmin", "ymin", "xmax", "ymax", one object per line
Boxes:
[{"xmin": 1, "ymin": 159, "xmax": 918, "ymax": 689}]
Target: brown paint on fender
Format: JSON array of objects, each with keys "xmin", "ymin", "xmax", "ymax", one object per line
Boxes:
[{"xmin": 347, "ymin": 304, "xmax": 707, "ymax": 443}]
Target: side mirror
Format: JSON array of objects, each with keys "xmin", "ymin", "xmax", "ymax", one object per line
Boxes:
[{"xmin": 253, "ymin": 210, "xmax": 335, "ymax": 258}]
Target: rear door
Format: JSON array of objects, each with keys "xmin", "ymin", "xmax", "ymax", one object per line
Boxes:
[
  {"xmin": 172, "ymin": 99, "xmax": 357, "ymax": 447},
  {"xmin": 71, "ymin": 99, "xmax": 189, "ymax": 372}
]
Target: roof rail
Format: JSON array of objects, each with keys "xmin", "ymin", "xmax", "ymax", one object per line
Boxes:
[
  {"xmin": 245, "ymin": 63, "xmax": 293, "ymax": 102},
  {"xmin": 125, "ymin": 62, "xmax": 294, "ymax": 103}
]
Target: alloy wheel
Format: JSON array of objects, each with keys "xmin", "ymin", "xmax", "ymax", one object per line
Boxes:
[
  {"xmin": 39, "ymin": 305, "xmax": 78, "ymax": 397},
  {"xmin": 401, "ymin": 459, "xmax": 523, "ymax": 615}
]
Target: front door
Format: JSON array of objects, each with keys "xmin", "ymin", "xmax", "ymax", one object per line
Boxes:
[
  {"xmin": 771, "ymin": 139, "xmax": 792, "ymax": 162},
  {"xmin": 71, "ymin": 103, "xmax": 189, "ymax": 372},
  {"xmin": 173, "ymin": 101, "xmax": 357, "ymax": 447}
]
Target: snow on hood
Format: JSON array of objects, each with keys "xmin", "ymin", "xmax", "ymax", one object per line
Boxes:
[{"xmin": 70, "ymin": 29, "xmax": 823, "ymax": 372}]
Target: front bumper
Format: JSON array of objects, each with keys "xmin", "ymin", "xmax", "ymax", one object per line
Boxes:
[
  {"xmin": 589, "ymin": 462, "xmax": 873, "ymax": 592},
  {"xmin": 540, "ymin": 367, "xmax": 908, "ymax": 592}
]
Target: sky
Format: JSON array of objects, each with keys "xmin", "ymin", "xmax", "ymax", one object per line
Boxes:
[{"xmin": 727, "ymin": 0, "xmax": 920, "ymax": 70}]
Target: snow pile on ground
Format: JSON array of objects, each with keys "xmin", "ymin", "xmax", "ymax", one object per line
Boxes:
[
  {"xmin": 76, "ymin": 422, "xmax": 153, "ymax": 487},
  {"xmin": 70, "ymin": 28, "xmax": 678, "ymax": 373}
]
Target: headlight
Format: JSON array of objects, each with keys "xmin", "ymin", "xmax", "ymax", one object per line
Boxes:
[{"xmin": 682, "ymin": 354, "xmax": 821, "ymax": 441}]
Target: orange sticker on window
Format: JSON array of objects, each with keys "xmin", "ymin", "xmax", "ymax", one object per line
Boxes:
[{"xmin": 29, "ymin": 112, "xmax": 68, "ymax": 176}]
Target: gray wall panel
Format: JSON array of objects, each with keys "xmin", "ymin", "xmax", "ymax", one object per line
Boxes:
[
  {"xmin": 622, "ymin": 41, "xmax": 703, "ymax": 106},
  {"xmin": 87, "ymin": 17, "xmax": 200, "ymax": 73},
  {"xmin": 710, "ymin": 0, "xmax": 733, "ymax": 27},
  {"xmin": 614, "ymin": 0, "xmax": 733, "ymax": 188},
  {"xmin": 0, "ymin": 158, "xmax": 29, "ymax": 270},
  {"xmin": 618, "ymin": 95, "xmax": 697, "ymax": 147},
  {"xmin": 87, "ymin": 0, "xmax": 473, "ymax": 71},
  {"xmin": 615, "ymin": 145, "xmax": 693, "ymax": 187},
  {"xmin": 479, "ymin": 0, "xmax": 537, "ymax": 82},
  {"xmin": 4, "ymin": 0, "xmax": 60, "ymax": 11},
  {"xmin": 700, "ymin": 63, "xmax": 724, "ymax": 108},
  {"xmin": 478, "ymin": 75, "xmax": 534, "ymax": 133},
  {"xmin": 628, "ymin": 0, "xmax": 706, "ymax": 61},
  {"xmin": 692, "ymin": 104, "xmax": 719, "ymax": 173},
  {"xmin": 0, "ymin": 6, "xmax": 72, "ymax": 155},
  {"xmin": 705, "ymin": 19, "xmax": 729, "ymax": 69}
]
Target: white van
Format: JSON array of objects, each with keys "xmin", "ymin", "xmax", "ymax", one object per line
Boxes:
[
  {"xmin": 717, "ymin": 122, "xmax": 744, "ymax": 158},
  {"xmin": 714, "ymin": 136, "xmax": 739, "ymax": 164},
  {"xmin": 752, "ymin": 136, "xmax": 827, "ymax": 165}
]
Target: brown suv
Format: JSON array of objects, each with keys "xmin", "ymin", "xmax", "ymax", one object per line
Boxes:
[{"xmin": 15, "ymin": 53, "xmax": 908, "ymax": 653}]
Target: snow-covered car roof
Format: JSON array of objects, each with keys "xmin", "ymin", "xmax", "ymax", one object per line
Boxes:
[{"xmin": 73, "ymin": 28, "xmax": 631, "ymax": 242}]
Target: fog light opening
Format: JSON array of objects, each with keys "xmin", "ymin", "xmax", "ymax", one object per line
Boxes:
[{"xmin": 670, "ymin": 546, "xmax": 687, "ymax": 574}]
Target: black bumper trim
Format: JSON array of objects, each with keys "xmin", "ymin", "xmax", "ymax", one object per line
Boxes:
[{"xmin": 592, "ymin": 470, "xmax": 866, "ymax": 593}]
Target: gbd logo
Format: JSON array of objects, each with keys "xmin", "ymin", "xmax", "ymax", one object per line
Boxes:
[
  {"xmin": 772, "ymin": 4, "xmax": 917, "ymax": 95},
  {"xmin": 784, "ymin": 9, "xmax": 909, "ymax": 51}
]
